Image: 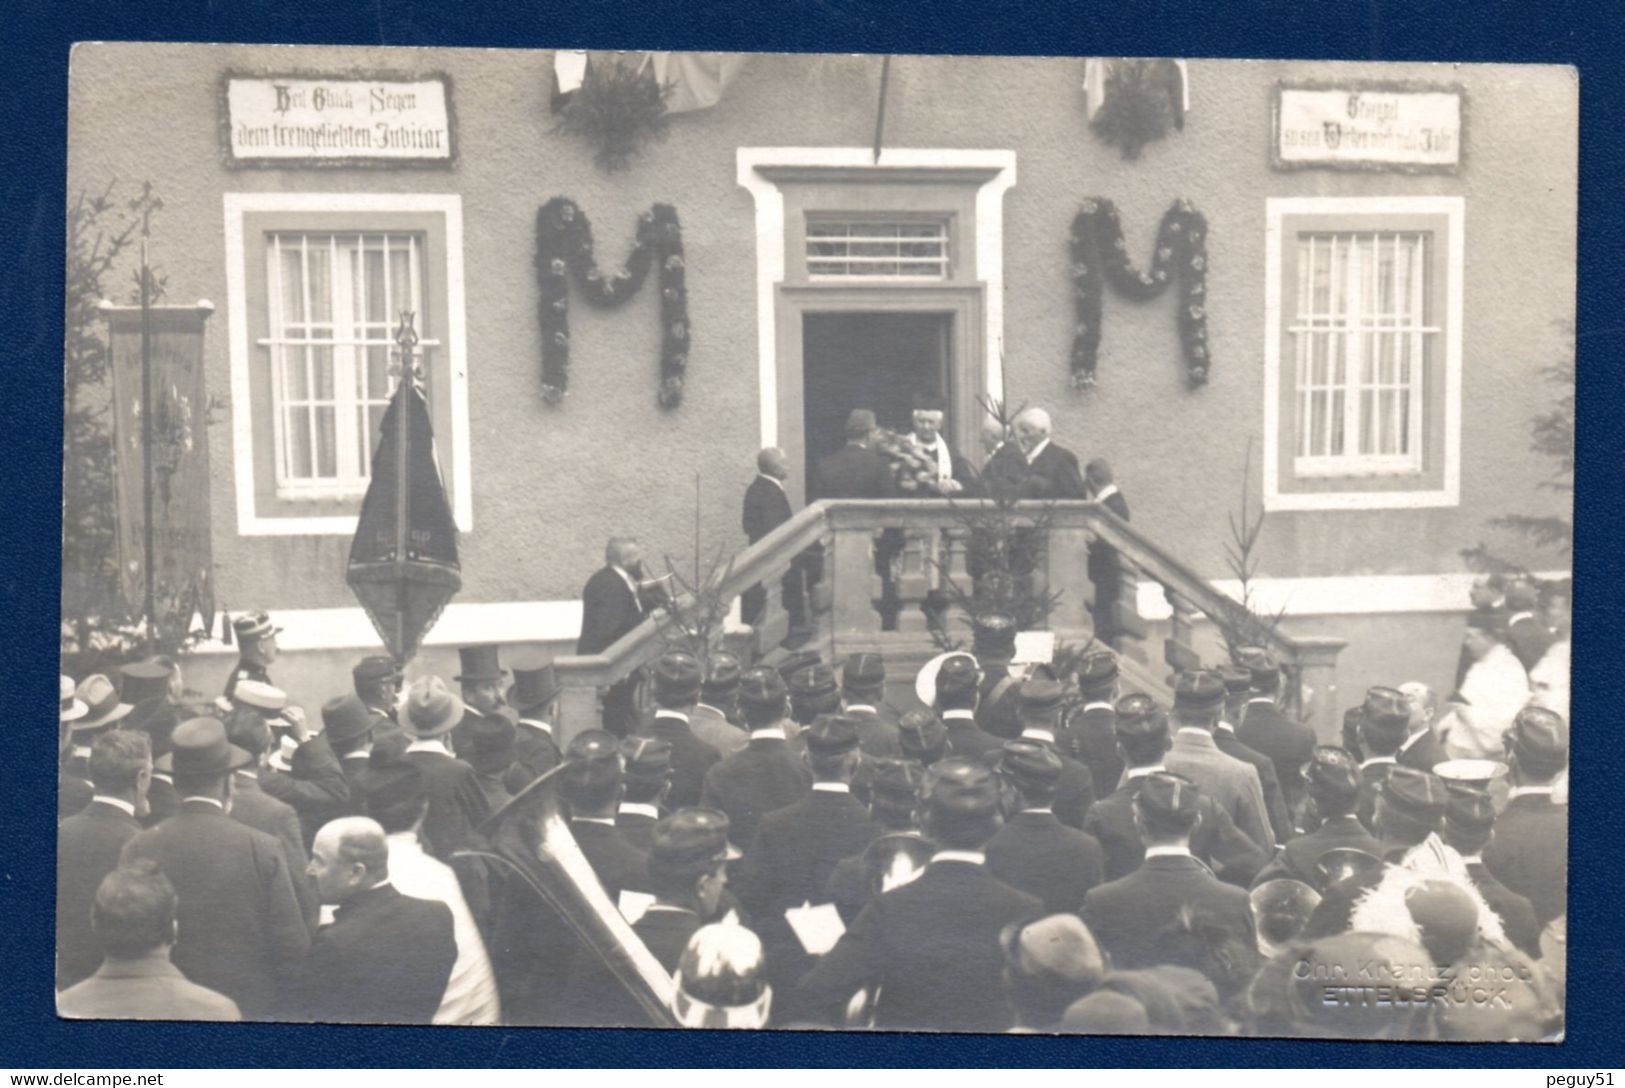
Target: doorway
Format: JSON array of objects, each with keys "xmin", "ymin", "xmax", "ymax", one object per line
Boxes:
[{"xmin": 802, "ymin": 311, "xmax": 952, "ymax": 495}]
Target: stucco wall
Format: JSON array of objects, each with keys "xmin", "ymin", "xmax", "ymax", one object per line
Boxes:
[{"xmin": 67, "ymin": 46, "xmax": 1576, "ymax": 623}]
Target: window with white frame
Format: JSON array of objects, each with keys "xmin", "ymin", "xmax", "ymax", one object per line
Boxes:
[
  {"xmin": 806, "ymin": 218, "xmax": 950, "ymax": 280},
  {"xmin": 225, "ymin": 193, "xmax": 470, "ymax": 535},
  {"xmin": 265, "ymin": 232, "xmax": 437, "ymax": 497},
  {"xmin": 1264, "ymin": 197, "xmax": 1463, "ymax": 511}
]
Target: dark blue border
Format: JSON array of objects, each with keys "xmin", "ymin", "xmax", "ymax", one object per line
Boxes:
[{"xmin": 6, "ymin": 0, "xmax": 1622, "ymax": 1068}]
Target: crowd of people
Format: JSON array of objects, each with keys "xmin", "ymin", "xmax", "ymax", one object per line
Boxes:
[{"xmin": 55, "ymin": 563, "xmax": 1570, "ymax": 1037}]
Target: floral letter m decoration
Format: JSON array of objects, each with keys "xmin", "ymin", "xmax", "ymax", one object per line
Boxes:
[
  {"xmin": 535, "ymin": 197, "xmax": 690, "ymax": 408},
  {"xmin": 1068, "ymin": 197, "xmax": 1210, "ymax": 390}
]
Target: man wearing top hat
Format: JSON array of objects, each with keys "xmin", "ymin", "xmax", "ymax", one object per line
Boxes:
[
  {"xmin": 691, "ymin": 652, "xmax": 750, "ymax": 758},
  {"xmin": 57, "ymin": 729, "xmax": 151, "ymax": 991},
  {"xmin": 1214, "ymin": 665, "xmax": 1293, "ymax": 844},
  {"xmin": 223, "ymin": 611, "xmax": 280, "ymax": 702},
  {"xmin": 701, "ymin": 666, "xmax": 811, "ymax": 850},
  {"xmin": 931, "ymin": 653, "xmax": 1004, "ymax": 760},
  {"xmin": 986, "ymin": 739, "xmax": 1105, "ymax": 912},
  {"xmin": 1354, "ymin": 687, "xmax": 1411, "ymax": 833},
  {"xmin": 119, "ymin": 717, "xmax": 310, "ymax": 1019},
  {"xmin": 617, "ymin": 736, "xmax": 674, "ymax": 851},
  {"xmin": 505, "ymin": 652, "xmax": 564, "ymax": 790},
  {"xmin": 1060, "ymin": 650, "xmax": 1126, "ymax": 802},
  {"xmin": 1082, "ymin": 772, "xmax": 1260, "ymax": 975},
  {"xmin": 794, "ymin": 757, "xmax": 1043, "ymax": 1032},
  {"xmin": 1444, "ymin": 787, "xmax": 1541, "ymax": 957},
  {"xmin": 1251, "ymin": 746, "xmax": 1383, "ymax": 889},
  {"xmin": 351, "ymin": 655, "xmax": 403, "ymax": 741},
  {"xmin": 840, "ymin": 653, "xmax": 903, "ymax": 757},
  {"xmin": 1082, "ymin": 694, "xmax": 1267, "ymax": 887},
  {"xmin": 451, "ymin": 645, "xmax": 512, "ymax": 753},
  {"xmin": 1164, "ymin": 670, "xmax": 1275, "ymax": 854},
  {"xmin": 1483, "ymin": 706, "xmax": 1569, "ymax": 927},
  {"xmin": 399, "ymin": 677, "xmax": 492, "ymax": 923},
  {"xmin": 1235, "ymin": 648, "xmax": 1316, "ymax": 816},
  {"xmin": 644, "ymin": 652, "xmax": 723, "ymax": 809},
  {"xmin": 1012, "ymin": 674, "xmax": 1096, "ymax": 829}
]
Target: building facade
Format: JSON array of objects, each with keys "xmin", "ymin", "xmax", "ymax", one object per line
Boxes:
[{"xmin": 67, "ymin": 45, "xmax": 1577, "ymax": 718}]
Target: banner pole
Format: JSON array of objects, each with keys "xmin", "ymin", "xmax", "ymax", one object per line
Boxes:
[{"xmin": 139, "ymin": 207, "xmax": 156, "ymax": 654}]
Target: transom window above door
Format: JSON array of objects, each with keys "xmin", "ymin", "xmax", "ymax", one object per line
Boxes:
[{"xmin": 805, "ymin": 217, "xmax": 950, "ymax": 280}]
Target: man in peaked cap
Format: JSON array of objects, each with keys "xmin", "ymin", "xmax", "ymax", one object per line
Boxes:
[
  {"xmin": 398, "ymin": 677, "xmax": 491, "ymax": 918},
  {"xmin": 1251, "ymin": 746, "xmax": 1383, "ymax": 888},
  {"xmin": 1014, "ymin": 674, "xmax": 1097, "ymax": 828},
  {"xmin": 897, "ymin": 709, "xmax": 948, "ymax": 768},
  {"xmin": 351, "ymin": 656, "xmax": 403, "ymax": 739},
  {"xmin": 972, "ymin": 613, "xmax": 1025, "ymax": 741},
  {"xmin": 932, "ymin": 652, "xmax": 1004, "ymax": 760},
  {"xmin": 840, "ymin": 653, "xmax": 902, "ymax": 757},
  {"xmin": 1444, "ymin": 787, "xmax": 1541, "ymax": 957},
  {"xmin": 1082, "ymin": 773, "xmax": 1259, "ymax": 977},
  {"xmin": 1083, "ymin": 693, "xmax": 1266, "ymax": 887},
  {"xmin": 1235, "ymin": 649, "xmax": 1316, "ymax": 816},
  {"xmin": 616, "ymin": 736, "xmax": 674, "ymax": 852},
  {"xmin": 558, "ymin": 729, "xmax": 650, "ymax": 900},
  {"xmin": 1355, "ymin": 687, "xmax": 1411, "ymax": 832},
  {"xmin": 1483, "ymin": 705, "xmax": 1569, "ymax": 927},
  {"xmin": 735, "ymin": 716, "xmax": 879, "ymax": 987},
  {"xmin": 645, "ymin": 651, "xmax": 722, "ymax": 809},
  {"xmin": 986, "ymin": 739, "xmax": 1105, "ymax": 913},
  {"xmin": 824, "ymin": 758, "xmax": 933, "ymax": 924},
  {"xmin": 223, "ymin": 611, "xmax": 280, "ymax": 702},
  {"xmin": 1164, "ymin": 670, "xmax": 1274, "ymax": 854},
  {"xmin": 505, "ymin": 652, "xmax": 563, "ymax": 790},
  {"xmin": 796, "ymin": 757, "xmax": 1043, "ymax": 1032},
  {"xmin": 691, "ymin": 652, "xmax": 750, "ymax": 758},
  {"xmin": 119, "ymin": 717, "xmax": 309, "ymax": 1018},
  {"xmin": 788, "ymin": 662, "xmax": 842, "ymax": 729},
  {"xmin": 1059, "ymin": 650, "xmax": 1125, "ymax": 803},
  {"xmin": 700, "ymin": 665, "xmax": 810, "ymax": 850},
  {"xmin": 1213, "ymin": 666, "xmax": 1293, "ymax": 845},
  {"xmin": 1301, "ymin": 765, "xmax": 1452, "ymax": 939}
]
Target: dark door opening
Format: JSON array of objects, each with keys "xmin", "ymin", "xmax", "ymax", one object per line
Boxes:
[{"xmin": 802, "ymin": 311, "xmax": 952, "ymax": 497}]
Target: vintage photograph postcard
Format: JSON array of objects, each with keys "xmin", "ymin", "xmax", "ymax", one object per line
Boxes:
[{"xmin": 59, "ymin": 44, "xmax": 1573, "ymax": 1040}]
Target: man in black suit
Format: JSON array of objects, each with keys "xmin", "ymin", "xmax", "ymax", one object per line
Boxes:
[
  {"xmin": 1483, "ymin": 706, "xmax": 1569, "ymax": 927},
  {"xmin": 1236, "ymin": 648, "xmax": 1317, "ymax": 816},
  {"xmin": 1251, "ymin": 746, "xmax": 1383, "ymax": 888},
  {"xmin": 932, "ymin": 653, "xmax": 1004, "ymax": 760},
  {"xmin": 579, "ymin": 536, "xmax": 665, "ymax": 736},
  {"xmin": 1011, "ymin": 407, "xmax": 1087, "ymax": 500},
  {"xmin": 643, "ymin": 652, "xmax": 723, "ymax": 809},
  {"xmin": 824, "ymin": 759, "xmax": 929, "ymax": 924},
  {"xmin": 1011, "ymin": 675, "xmax": 1096, "ymax": 829},
  {"xmin": 840, "ymin": 653, "xmax": 902, "ymax": 757},
  {"xmin": 1354, "ymin": 686, "xmax": 1410, "ymax": 832},
  {"xmin": 817, "ymin": 409, "xmax": 902, "ymax": 629},
  {"xmin": 1395, "ymin": 681, "xmax": 1449, "ymax": 772},
  {"xmin": 741, "ymin": 447, "xmax": 819, "ymax": 643},
  {"xmin": 700, "ymin": 667, "xmax": 810, "ymax": 849},
  {"xmin": 320, "ymin": 695, "xmax": 378, "ymax": 813},
  {"xmin": 351, "ymin": 655, "xmax": 403, "ymax": 743},
  {"xmin": 1503, "ymin": 579, "xmax": 1557, "ymax": 673},
  {"xmin": 1215, "ymin": 665, "xmax": 1293, "ymax": 844},
  {"xmin": 238, "ymin": 683, "xmax": 351, "ymax": 851},
  {"xmin": 972, "ymin": 614, "xmax": 1026, "ymax": 741},
  {"xmin": 560, "ymin": 730, "xmax": 652, "ymax": 899},
  {"xmin": 1084, "ymin": 458, "xmax": 1132, "ymax": 644},
  {"xmin": 795, "ymin": 758, "xmax": 1043, "ymax": 1032},
  {"xmin": 120, "ymin": 717, "xmax": 310, "ymax": 1018},
  {"xmin": 57, "ymin": 730, "xmax": 151, "ymax": 991},
  {"xmin": 1060, "ymin": 650, "xmax": 1126, "ymax": 802},
  {"xmin": 292, "ymin": 816, "xmax": 456, "ymax": 1024},
  {"xmin": 506, "ymin": 654, "xmax": 564, "ymax": 789},
  {"xmin": 737, "ymin": 716, "xmax": 880, "ymax": 982},
  {"xmin": 1081, "ymin": 694, "xmax": 1267, "ymax": 887},
  {"xmin": 450, "ymin": 644, "xmax": 511, "ymax": 757},
  {"xmin": 1444, "ymin": 788, "xmax": 1542, "ymax": 957},
  {"xmin": 986, "ymin": 740, "xmax": 1105, "ymax": 913},
  {"xmin": 222, "ymin": 709, "xmax": 319, "ymax": 929},
  {"xmin": 1082, "ymin": 773, "xmax": 1259, "ymax": 977},
  {"xmin": 616, "ymin": 737, "xmax": 673, "ymax": 852}
]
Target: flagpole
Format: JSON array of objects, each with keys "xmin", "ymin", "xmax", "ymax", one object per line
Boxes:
[
  {"xmin": 139, "ymin": 203, "xmax": 156, "ymax": 654},
  {"xmin": 872, "ymin": 55, "xmax": 892, "ymax": 164},
  {"xmin": 393, "ymin": 312, "xmax": 416, "ymax": 667}
]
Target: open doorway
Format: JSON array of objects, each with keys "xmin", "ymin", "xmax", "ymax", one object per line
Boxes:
[{"xmin": 802, "ymin": 311, "xmax": 952, "ymax": 495}]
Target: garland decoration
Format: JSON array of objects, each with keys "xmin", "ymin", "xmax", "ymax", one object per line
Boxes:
[
  {"xmin": 535, "ymin": 197, "xmax": 690, "ymax": 408},
  {"xmin": 554, "ymin": 55, "xmax": 670, "ymax": 173},
  {"xmin": 1068, "ymin": 197, "xmax": 1210, "ymax": 390},
  {"xmin": 1089, "ymin": 58, "xmax": 1185, "ymax": 160}
]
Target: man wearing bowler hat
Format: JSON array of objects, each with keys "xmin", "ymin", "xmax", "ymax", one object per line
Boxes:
[
  {"xmin": 645, "ymin": 652, "xmax": 723, "ymax": 809},
  {"xmin": 1355, "ymin": 687, "xmax": 1411, "ymax": 832},
  {"xmin": 691, "ymin": 652, "xmax": 750, "ymax": 758},
  {"xmin": 795, "ymin": 757, "xmax": 1043, "ymax": 1032},
  {"xmin": 986, "ymin": 739, "xmax": 1105, "ymax": 913},
  {"xmin": 1483, "ymin": 706, "xmax": 1569, "ymax": 927},
  {"xmin": 1164, "ymin": 670, "xmax": 1274, "ymax": 854},
  {"xmin": 932, "ymin": 653, "xmax": 1003, "ymax": 760},
  {"xmin": 1082, "ymin": 694, "xmax": 1267, "ymax": 887},
  {"xmin": 1235, "ymin": 648, "xmax": 1316, "ymax": 816},
  {"xmin": 119, "ymin": 717, "xmax": 310, "ymax": 1019},
  {"xmin": 1081, "ymin": 773, "xmax": 1259, "ymax": 975},
  {"xmin": 1013, "ymin": 674, "xmax": 1096, "ymax": 829},
  {"xmin": 223, "ymin": 611, "xmax": 281, "ymax": 702},
  {"xmin": 617, "ymin": 736, "xmax": 674, "ymax": 851},
  {"xmin": 319, "ymin": 695, "xmax": 378, "ymax": 811},
  {"xmin": 1251, "ymin": 746, "xmax": 1382, "ymax": 888},
  {"xmin": 505, "ymin": 652, "xmax": 564, "ymax": 789},
  {"xmin": 700, "ymin": 666, "xmax": 810, "ymax": 850},
  {"xmin": 1060, "ymin": 650, "xmax": 1126, "ymax": 802},
  {"xmin": 351, "ymin": 656, "xmax": 403, "ymax": 739}
]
